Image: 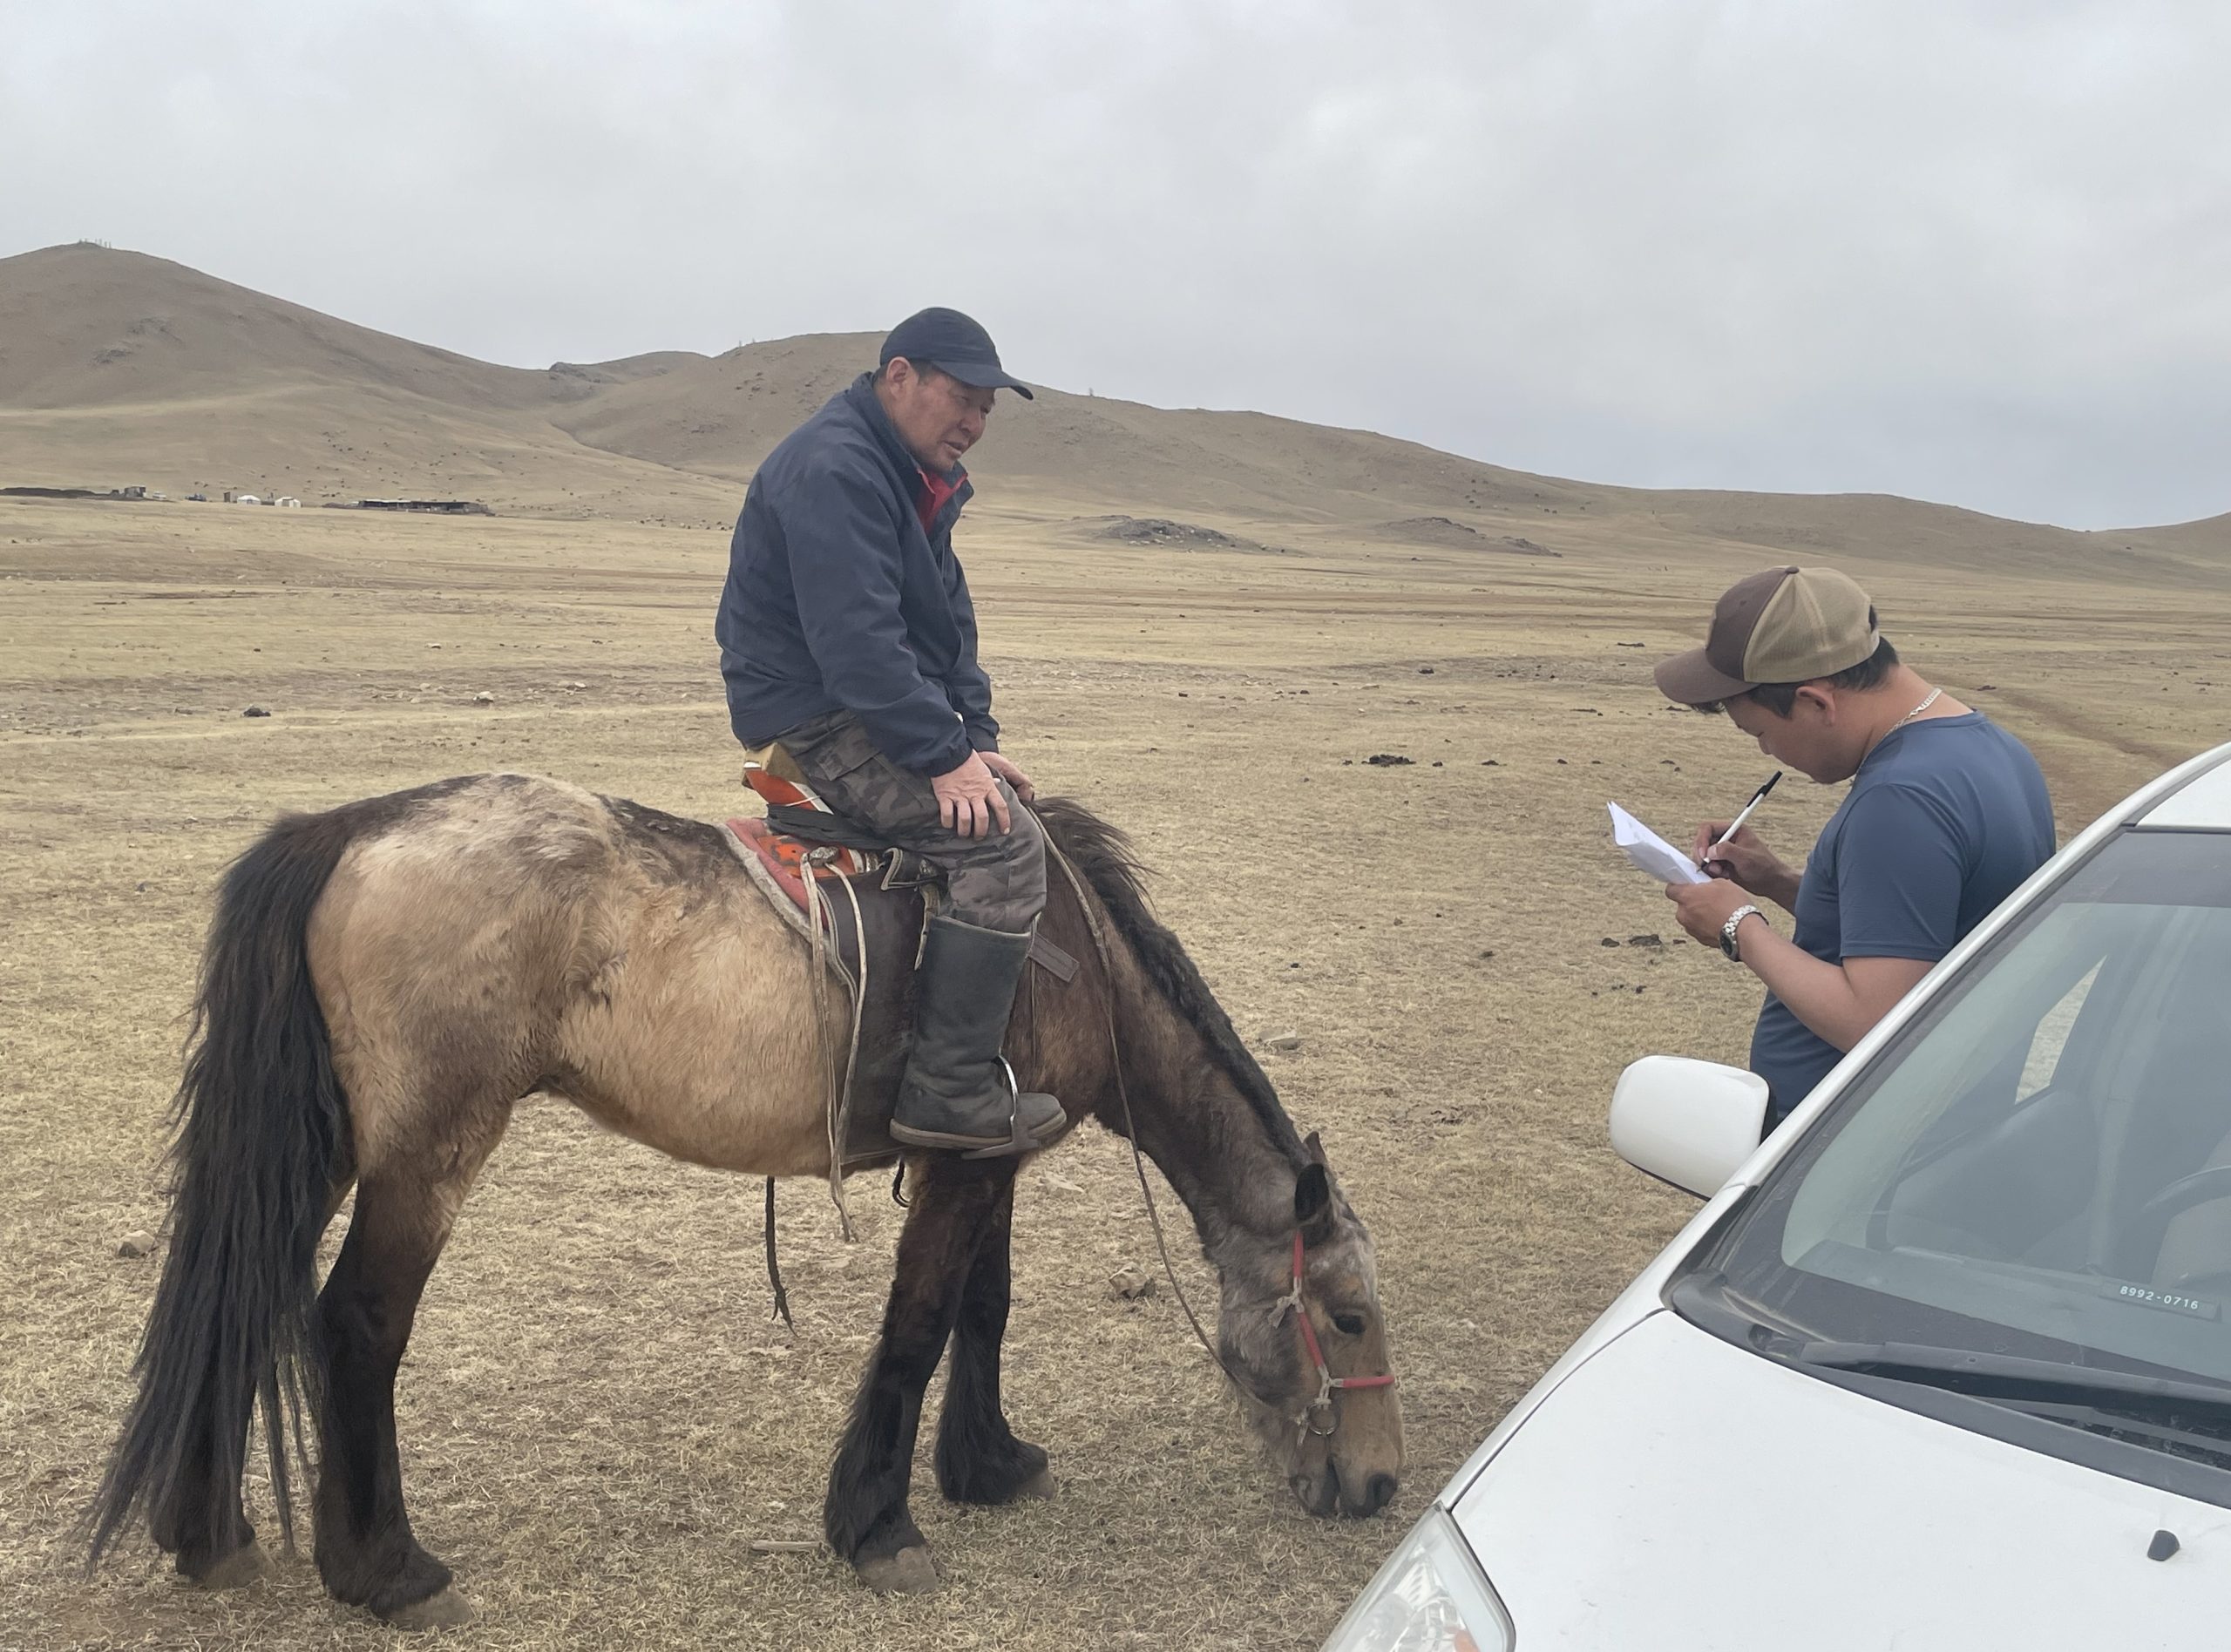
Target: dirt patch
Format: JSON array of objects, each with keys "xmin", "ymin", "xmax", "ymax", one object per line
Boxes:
[
  {"xmin": 1380, "ymin": 516, "xmax": 1561, "ymax": 555},
  {"xmin": 1083, "ymin": 514, "xmax": 1277, "ymax": 554}
]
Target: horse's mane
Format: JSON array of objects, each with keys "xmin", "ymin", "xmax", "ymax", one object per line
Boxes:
[{"xmin": 1034, "ymin": 796, "xmax": 1305, "ymax": 1163}]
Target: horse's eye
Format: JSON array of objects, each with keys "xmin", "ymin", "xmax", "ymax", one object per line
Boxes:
[{"xmin": 1333, "ymin": 1312, "xmax": 1366, "ymax": 1337}]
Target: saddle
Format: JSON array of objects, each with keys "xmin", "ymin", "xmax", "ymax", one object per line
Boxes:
[
  {"xmin": 719, "ymin": 762, "xmax": 1080, "ymax": 1188},
  {"xmin": 725, "ymin": 758, "xmax": 934, "ymax": 906}
]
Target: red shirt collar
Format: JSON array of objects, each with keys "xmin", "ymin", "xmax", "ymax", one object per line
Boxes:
[{"xmin": 913, "ymin": 466, "xmax": 961, "ymax": 533}]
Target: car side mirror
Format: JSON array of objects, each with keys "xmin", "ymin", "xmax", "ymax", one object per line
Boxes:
[{"xmin": 1611, "ymin": 1055, "xmax": 1772, "ymax": 1197}]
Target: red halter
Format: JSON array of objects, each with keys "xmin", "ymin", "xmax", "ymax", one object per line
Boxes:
[{"xmin": 1279, "ymin": 1229, "xmax": 1398, "ymax": 1439}]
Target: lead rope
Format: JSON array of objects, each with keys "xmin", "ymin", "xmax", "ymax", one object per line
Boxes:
[{"xmin": 1045, "ymin": 842, "xmax": 1264, "ymax": 1406}]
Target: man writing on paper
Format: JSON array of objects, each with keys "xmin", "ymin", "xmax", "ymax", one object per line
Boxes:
[{"xmin": 1651, "ymin": 566, "xmax": 2055, "ymax": 1131}]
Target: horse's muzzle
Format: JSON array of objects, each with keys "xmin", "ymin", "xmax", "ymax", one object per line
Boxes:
[{"xmin": 1294, "ymin": 1465, "xmax": 1400, "ymax": 1519}]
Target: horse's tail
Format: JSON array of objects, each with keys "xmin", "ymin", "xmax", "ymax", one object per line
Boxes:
[{"xmin": 87, "ymin": 802, "xmax": 366, "ymax": 1566}]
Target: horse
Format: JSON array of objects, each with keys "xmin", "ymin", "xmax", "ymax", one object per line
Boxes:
[{"xmin": 85, "ymin": 772, "xmax": 1403, "ymax": 1628}]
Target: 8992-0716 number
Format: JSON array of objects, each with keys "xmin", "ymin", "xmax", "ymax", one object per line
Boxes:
[{"xmin": 2102, "ymin": 1280, "xmax": 2221, "ymax": 1320}]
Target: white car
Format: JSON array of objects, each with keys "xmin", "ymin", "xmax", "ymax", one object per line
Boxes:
[{"xmin": 1326, "ymin": 740, "xmax": 2231, "ymax": 1651}]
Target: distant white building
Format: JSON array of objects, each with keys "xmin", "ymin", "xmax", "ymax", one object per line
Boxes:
[
  {"xmin": 236, "ymin": 494, "xmax": 261, "ymax": 505},
  {"xmin": 275, "ymin": 497, "xmax": 302, "ymax": 508}
]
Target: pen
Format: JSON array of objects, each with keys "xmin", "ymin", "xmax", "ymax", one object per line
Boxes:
[{"xmin": 1704, "ymin": 770, "xmax": 1782, "ymax": 866}]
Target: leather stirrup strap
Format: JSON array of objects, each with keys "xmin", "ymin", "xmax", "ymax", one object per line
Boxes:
[{"xmin": 798, "ymin": 854, "xmax": 859, "ymax": 1241}]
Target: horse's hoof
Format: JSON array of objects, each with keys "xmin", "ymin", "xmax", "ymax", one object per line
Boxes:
[
  {"xmin": 1015, "ymin": 1468, "xmax": 1057, "ymax": 1500},
  {"xmin": 188, "ymin": 1540, "xmax": 273, "ymax": 1591},
  {"xmin": 383, "ymin": 1587, "xmax": 477, "ymax": 1631},
  {"xmin": 856, "ymin": 1545, "xmax": 942, "ymax": 1594}
]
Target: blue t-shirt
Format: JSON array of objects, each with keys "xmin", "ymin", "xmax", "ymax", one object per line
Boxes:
[{"xmin": 1752, "ymin": 712, "xmax": 2054, "ymax": 1121}]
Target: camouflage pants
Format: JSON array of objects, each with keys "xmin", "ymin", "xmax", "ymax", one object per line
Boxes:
[{"xmin": 776, "ymin": 709, "xmax": 1046, "ymax": 934}]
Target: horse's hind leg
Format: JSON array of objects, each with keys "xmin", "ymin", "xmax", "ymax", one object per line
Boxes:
[
  {"xmin": 934, "ymin": 1172, "xmax": 1053, "ymax": 1505},
  {"xmin": 825, "ymin": 1153, "xmax": 1016, "ymax": 1593},
  {"xmin": 312, "ymin": 1117, "xmax": 502, "ymax": 1628}
]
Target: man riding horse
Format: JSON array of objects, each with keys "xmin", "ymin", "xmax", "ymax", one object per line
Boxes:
[
  {"xmin": 715, "ymin": 308, "xmax": 1065, "ymax": 1159},
  {"xmin": 87, "ymin": 313, "xmax": 1401, "ymax": 1622}
]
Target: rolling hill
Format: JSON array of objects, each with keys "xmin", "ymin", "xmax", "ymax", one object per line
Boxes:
[{"xmin": 2, "ymin": 242, "xmax": 2225, "ymax": 580}]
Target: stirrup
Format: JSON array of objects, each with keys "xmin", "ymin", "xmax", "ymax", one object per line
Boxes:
[
  {"xmin": 890, "ymin": 1061, "xmax": 1068, "ymax": 1159},
  {"xmin": 960, "ymin": 1064, "xmax": 1068, "ymax": 1160}
]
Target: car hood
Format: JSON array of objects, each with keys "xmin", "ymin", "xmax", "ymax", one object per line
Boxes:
[{"xmin": 1450, "ymin": 1310, "xmax": 2228, "ymax": 1649}]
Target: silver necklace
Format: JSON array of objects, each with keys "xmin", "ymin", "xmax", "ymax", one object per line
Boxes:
[
  {"xmin": 1896, "ymin": 686, "xmax": 1943, "ymax": 727},
  {"xmin": 1862, "ymin": 687, "xmax": 1944, "ymax": 769}
]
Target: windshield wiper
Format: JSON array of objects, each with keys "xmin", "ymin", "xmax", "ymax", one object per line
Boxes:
[
  {"xmin": 1795, "ymin": 1339, "xmax": 2231, "ymax": 1421},
  {"xmin": 2013, "ymin": 1399, "xmax": 2231, "ymax": 1464}
]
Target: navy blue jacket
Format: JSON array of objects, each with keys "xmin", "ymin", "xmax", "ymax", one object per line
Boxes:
[{"xmin": 715, "ymin": 374, "xmax": 998, "ymax": 775}]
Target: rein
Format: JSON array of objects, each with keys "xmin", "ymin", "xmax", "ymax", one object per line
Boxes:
[{"xmin": 1046, "ymin": 842, "xmax": 1394, "ymax": 1442}]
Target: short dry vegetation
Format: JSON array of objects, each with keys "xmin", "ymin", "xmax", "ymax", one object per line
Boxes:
[{"xmin": 3, "ymin": 494, "xmax": 2225, "ymax": 1649}]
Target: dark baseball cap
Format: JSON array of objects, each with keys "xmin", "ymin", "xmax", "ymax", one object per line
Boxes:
[
  {"xmin": 879, "ymin": 308, "xmax": 1034, "ymax": 400},
  {"xmin": 1654, "ymin": 565, "xmax": 1880, "ymax": 706}
]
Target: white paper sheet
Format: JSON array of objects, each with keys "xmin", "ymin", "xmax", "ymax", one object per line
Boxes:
[{"xmin": 1609, "ymin": 802, "xmax": 1710, "ymax": 885}]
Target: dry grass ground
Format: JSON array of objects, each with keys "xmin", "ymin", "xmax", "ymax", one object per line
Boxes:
[{"xmin": 3, "ymin": 493, "xmax": 2225, "ymax": 1650}]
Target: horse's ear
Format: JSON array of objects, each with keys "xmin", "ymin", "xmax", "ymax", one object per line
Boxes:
[
  {"xmin": 1294, "ymin": 1161, "xmax": 1338, "ymax": 1248},
  {"xmin": 1304, "ymin": 1129, "xmax": 1329, "ymax": 1168}
]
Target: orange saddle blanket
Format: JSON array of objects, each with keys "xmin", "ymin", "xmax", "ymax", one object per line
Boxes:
[
  {"xmin": 727, "ymin": 761, "xmax": 893, "ymax": 915},
  {"xmin": 724, "ymin": 761, "xmax": 1079, "ymax": 986}
]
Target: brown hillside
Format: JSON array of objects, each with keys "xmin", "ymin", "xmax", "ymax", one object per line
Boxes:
[
  {"xmin": 556, "ymin": 342, "xmax": 2231, "ymax": 579},
  {"xmin": 0, "ymin": 246, "xmax": 733, "ymax": 518},
  {"xmin": 0, "ymin": 243, "xmax": 569, "ymax": 410},
  {"xmin": 2, "ymin": 243, "xmax": 2226, "ymax": 579},
  {"xmin": 551, "ymin": 331, "xmax": 1607, "ymax": 522}
]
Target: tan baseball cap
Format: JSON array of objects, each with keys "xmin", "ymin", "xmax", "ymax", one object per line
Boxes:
[{"xmin": 1654, "ymin": 565, "xmax": 1880, "ymax": 706}]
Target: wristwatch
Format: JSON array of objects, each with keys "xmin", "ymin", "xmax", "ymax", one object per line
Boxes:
[{"xmin": 1719, "ymin": 904, "xmax": 1765, "ymax": 961}]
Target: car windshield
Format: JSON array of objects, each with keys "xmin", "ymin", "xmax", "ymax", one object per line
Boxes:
[{"xmin": 1687, "ymin": 828, "xmax": 2231, "ymax": 1431}]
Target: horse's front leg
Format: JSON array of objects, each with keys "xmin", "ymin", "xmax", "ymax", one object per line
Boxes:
[
  {"xmin": 824, "ymin": 1153, "xmax": 1015, "ymax": 1593},
  {"xmin": 934, "ymin": 1170, "xmax": 1053, "ymax": 1505}
]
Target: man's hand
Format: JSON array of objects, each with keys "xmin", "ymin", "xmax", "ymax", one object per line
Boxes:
[
  {"xmin": 1691, "ymin": 821, "xmax": 1801, "ymax": 911},
  {"xmin": 977, "ymin": 750, "xmax": 1036, "ymax": 803},
  {"xmin": 1668, "ymin": 877, "xmax": 1936, "ymax": 1049},
  {"xmin": 932, "ymin": 751, "xmax": 1012, "ymax": 839},
  {"xmin": 1666, "ymin": 877, "xmax": 1760, "ymax": 949}
]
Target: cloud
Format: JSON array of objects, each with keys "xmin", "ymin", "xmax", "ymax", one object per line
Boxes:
[{"xmin": 4, "ymin": 0, "xmax": 2228, "ymax": 526}]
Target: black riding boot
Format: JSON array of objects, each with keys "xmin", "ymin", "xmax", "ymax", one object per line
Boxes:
[{"xmin": 890, "ymin": 915, "xmax": 1068, "ymax": 1158}]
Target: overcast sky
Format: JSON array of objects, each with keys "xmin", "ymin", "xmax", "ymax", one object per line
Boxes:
[{"xmin": 8, "ymin": 1, "xmax": 2228, "ymax": 529}]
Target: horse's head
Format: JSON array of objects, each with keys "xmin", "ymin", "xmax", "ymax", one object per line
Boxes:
[
  {"xmin": 1027, "ymin": 801, "xmax": 1404, "ymax": 1517},
  {"xmin": 1217, "ymin": 1133, "xmax": 1405, "ymax": 1519}
]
